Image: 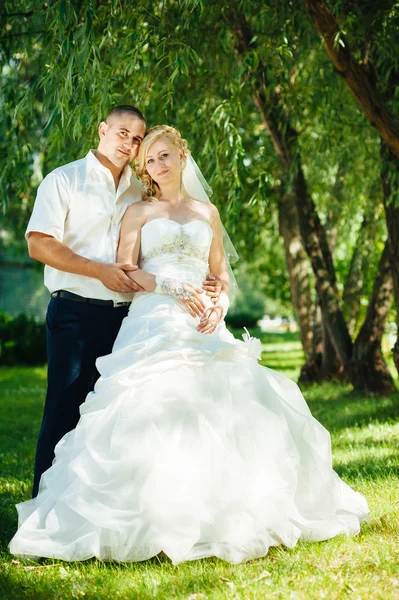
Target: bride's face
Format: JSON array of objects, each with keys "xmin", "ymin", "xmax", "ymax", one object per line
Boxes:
[{"xmin": 145, "ymin": 137, "xmax": 182, "ymax": 187}]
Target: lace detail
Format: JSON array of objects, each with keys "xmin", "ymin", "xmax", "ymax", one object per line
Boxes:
[
  {"xmin": 155, "ymin": 276, "xmax": 194, "ymax": 300},
  {"xmin": 141, "ymin": 228, "xmax": 209, "ymax": 266}
]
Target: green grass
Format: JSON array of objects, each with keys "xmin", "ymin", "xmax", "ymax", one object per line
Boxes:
[{"xmin": 1, "ymin": 331, "xmax": 398, "ymax": 600}]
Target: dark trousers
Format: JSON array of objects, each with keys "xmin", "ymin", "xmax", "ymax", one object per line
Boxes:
[{"xmin": 32, "ymin": 296, "xmax": 129, "ymax": 497}]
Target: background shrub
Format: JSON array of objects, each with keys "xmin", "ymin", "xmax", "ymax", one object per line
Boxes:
[{"xmin": 0, "ymin": 312, "xmax": 46, "ymax": 365}]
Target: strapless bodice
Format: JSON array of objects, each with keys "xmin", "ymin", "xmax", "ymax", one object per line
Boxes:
[{"xmin": 139, "ymin": 218, "xmax": 213, "ymax": 286}]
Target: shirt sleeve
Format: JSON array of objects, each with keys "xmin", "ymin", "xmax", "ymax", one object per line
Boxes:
[{"xmin": 25, "ymin": 171, "xmax": 70, "ymax": 241}]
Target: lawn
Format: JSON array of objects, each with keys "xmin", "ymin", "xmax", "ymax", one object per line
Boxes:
[{"xmin": 0, "ymin": 330, "xmax": 398, "ymax": 600}]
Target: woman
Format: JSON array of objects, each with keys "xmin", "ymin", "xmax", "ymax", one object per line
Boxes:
[{"xmin": 9, "ymin": 126, "xmax": 368, "ymax": 565}]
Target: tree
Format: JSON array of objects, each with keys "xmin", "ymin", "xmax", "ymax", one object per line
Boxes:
[
  {"xmin": 222, "ymin": 2, "xmax": 394, "ymax": 392},
  {"xmin": 304, "ymin": 0, "xmax": 399, "ymax": 374},
  {"xmin": 1, "ymin": 0, "xmax": 395, "ymax": 392}
]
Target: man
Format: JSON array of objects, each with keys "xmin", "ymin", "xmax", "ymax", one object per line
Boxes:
[
  {"xmin": 27, "ymin": 105, "xmax": 220, "ymax": 497},
  {"xmin": 27, "ymin": 105, "xmax": 147, "ymax": 496}
]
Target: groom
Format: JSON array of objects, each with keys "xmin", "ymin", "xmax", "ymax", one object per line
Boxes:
[{"xmin": 27, "ymin": 105, "xmax": 220, "ymax": 497}]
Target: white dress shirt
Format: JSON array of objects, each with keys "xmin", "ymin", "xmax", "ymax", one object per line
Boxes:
[{"xmin": 26, "ymin": 150, "xmax": 143, "ymax": 302}]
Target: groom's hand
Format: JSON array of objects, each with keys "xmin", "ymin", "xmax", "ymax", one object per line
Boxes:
[
  {"xmin": 202, "ymin": 274, "xmax": 222, "ymax": 303},
  {"xmin": 97, "ymin": 263, "xmax": 142, "ymax": 292}
]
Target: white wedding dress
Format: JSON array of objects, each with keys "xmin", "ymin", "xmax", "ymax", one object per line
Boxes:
[{"xmin": 10, "ymin": 219, "xmax": 368, "ymax": 565}]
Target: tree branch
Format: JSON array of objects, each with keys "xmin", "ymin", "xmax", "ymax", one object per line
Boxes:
[
  {"xmin": 0, "ymin": 30, "xmax": 46, "ymax": 42},
  {"xmin": 5, "ymin": 11, "xmax": 36, "ymax": 18},
  {"xmin": 305, "ymin": 0, "xmax": 399, "ymax": 158}
]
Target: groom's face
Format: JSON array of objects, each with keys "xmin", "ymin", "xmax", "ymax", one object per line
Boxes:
[{"xmin": 98, "ymin": 114, "xmax": 146, "ymax": 167}]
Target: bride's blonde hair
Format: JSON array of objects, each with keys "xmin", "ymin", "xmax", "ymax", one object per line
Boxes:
[{"xmin": 135, "ymin": 125, "xmax": 188, "ymax": 201}]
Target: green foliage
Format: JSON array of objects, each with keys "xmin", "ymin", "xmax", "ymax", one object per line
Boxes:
[
  {"xmin": 0, "ymin": 311, "xmax": 46, "ymax": 365},
  {"xmin": 1, "ymin": 0, "xmax": 397, "ymax": 332}
]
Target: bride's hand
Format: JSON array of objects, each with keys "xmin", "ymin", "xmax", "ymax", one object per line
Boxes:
[
  {"xmin": 197, "ymin": 305, "xmax": 224, "ymax": 334},
  {"xmin": 177, "ymin": 285, "xmax": 207, "ymax": 318}
]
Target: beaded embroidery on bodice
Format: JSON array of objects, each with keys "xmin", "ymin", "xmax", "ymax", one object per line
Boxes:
[{"xmin": 139, "ymin": 218, "xmax": 212, "ymax": 268}]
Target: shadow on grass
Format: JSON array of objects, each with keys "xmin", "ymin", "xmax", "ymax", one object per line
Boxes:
[
  {"xmin": 303, "ymin": 387, "xmax": 399, "ymax": 433},
  {"xmin": 334, "ymin": 453, "xmax": 399, "ymax": 481}
]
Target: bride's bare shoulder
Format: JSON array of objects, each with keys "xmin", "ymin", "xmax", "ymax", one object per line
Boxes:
[
  {"xmin": 190, "ymin": 198, "xmax": 219, "ymax": 222},
  {"xmin": 124, "ymin": 200, "xmax": 154, "ymax": 220}
]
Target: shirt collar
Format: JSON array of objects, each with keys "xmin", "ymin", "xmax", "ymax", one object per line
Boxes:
[{"xmin": 85, "ymin": 150, "xmax": 133, "ymax": 184}]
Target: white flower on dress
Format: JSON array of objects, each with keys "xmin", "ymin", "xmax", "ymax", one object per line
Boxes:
[{"xmin": 242, "ymin": 328, "xmax": 263, "ymax": 361}]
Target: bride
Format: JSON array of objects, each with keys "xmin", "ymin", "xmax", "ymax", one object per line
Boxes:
[{"xmin": 9, "ymin": 125, "xmax": 368, "ymax": 565}]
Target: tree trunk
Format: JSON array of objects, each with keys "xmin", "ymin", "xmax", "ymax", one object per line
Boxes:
[
  {"xmin": 321, "ymin": 318, "xmax": 345, "ymax": 380},
  {"xmin": 350, "ymin": 241, "xmax": 395, "ymax": 394},
  {"xmin": 257, "ymin": 85, "xmax": 353, "ymax": 371},
  {"xmin": 291, "ymin": 166, "xmax": 353, "ymax": 368},
  {"xmin": 381, "ymin": 146, "xmax": 399, "ymax": 373},
  {"xmin": 254, "ymin": 92, "xmax": 353, "ymax": 370},
  {"xmin": 321, "ymin": 167, "xmax": 347, "ymax": 378},
  {"xmin": 342, "ymin": 213, "xmax": 374, "ymax": 336},
  {"xmin": 299, "ymin": 302, "xmax": 323, "ymax": 383},
  {"xmin": 278, "ymin": 191, "xmax": 313, "ymax": 358},
  {"xmin": 299, "ymin": 304, "xmax": 345, "ymax": 383}
]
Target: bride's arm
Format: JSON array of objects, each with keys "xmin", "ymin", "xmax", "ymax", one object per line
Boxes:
[
  {"xmin": 117, "ymin": 203, "xmax": 156, "ymax": 291},
  {"xmin": 117, "ymin": 204, "xmax": 206, "ymax": 317},
  {"xmin": 208, "ymin": 205, "xmax": 230, "ymax": 296},
  {"xmin": 198, "ymin": 205, "xmax": 230, "ymax": 334}
]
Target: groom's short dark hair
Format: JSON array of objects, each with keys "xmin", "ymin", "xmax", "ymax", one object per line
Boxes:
[{"xmin": 106, "ymin": 105, "xmax": 146, "ymax": 125}]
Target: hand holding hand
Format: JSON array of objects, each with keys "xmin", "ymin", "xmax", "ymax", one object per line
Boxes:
[
  {"xmin": 177, "ymin": 285, "xmax": 207, "ymax": 317},
  {"xmin": 197, "ymin": 305, "xmax": 224, "ymax": 335},
  {"xmin": 202, "ymin": 274, "xmax": 222, "ymax": 303},
  {"xmin": 97, "ymin": 263, "xmax": 142, "ymax": 293}
]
